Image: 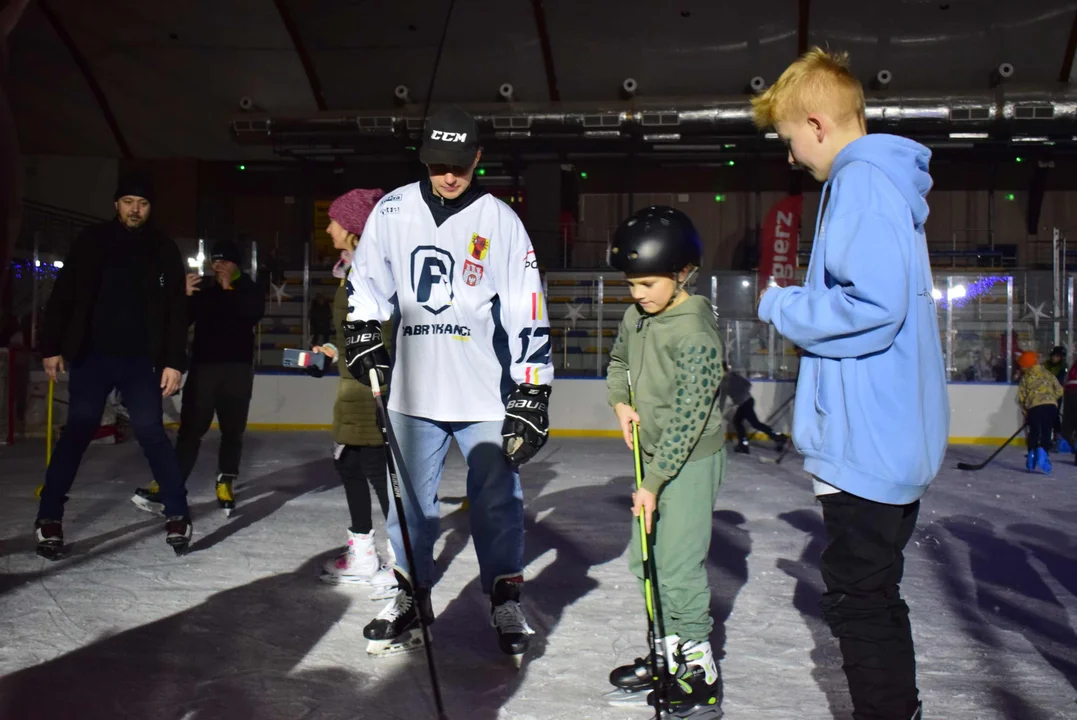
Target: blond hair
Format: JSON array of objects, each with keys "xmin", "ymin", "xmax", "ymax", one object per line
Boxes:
[{"xmin": 751, "ymin": 47, "xmax": 865, "ymax": 130}]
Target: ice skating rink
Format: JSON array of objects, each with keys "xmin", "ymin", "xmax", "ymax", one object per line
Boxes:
[{"xmin": 0, "ymin": 433, "xmax": 1075, "ymax": 720}]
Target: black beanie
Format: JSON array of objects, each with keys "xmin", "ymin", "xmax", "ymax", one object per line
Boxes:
[
  {"xmin": 211, "ymin": 239, "xmax": 242, "ymax": 266},
  {"xmin": 114, "ymin": 173, "xmax": 156, "ymax": 204}
]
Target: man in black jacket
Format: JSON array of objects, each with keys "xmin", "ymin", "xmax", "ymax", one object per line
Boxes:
[
  {"xmin": 132, "ymin": 239, "xmax": 264, "ymax": 518},
  {"xmin": 36, "ymin": 173, "xmax": 193, "ymax": 558}
]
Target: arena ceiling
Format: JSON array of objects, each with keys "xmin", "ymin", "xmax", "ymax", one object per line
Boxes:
[{"xmin": 8, "ymin": 0, "xmax": 1077, "ymax": 159}]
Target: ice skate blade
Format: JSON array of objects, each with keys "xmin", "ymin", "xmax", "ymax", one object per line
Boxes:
[
  {"xmin": 368, "ymin": 584, "xmax": 399, "ymax": 601},
  {"xmin": 171, "ymin": 543, "xmax": 190, "ymax": 557},
  {"xmin": 131, "ymin": 496, "xmax": 165, "ymax": 516},
  {"xmin": 653, "ymin": 703, "xmax": 724, "ymax": 719},
  {"xmin": 36, "ymin": 545, "xmax": 66, "ymax": 562},
  {"xmin": 603, "ymin": 687, "xmax": 651, "ymax": 707},
  {"xmin": 366, "ymin": 628, "xmax": 425, "ymax": 657},
  {"xmin": 318, "ymin": 572, "xmax": 376, "ymax": 587}
]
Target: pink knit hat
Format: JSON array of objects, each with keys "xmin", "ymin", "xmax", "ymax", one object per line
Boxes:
[{"xmin": 328, "ymin": 188, "xmax": 385, "ymax": 236}]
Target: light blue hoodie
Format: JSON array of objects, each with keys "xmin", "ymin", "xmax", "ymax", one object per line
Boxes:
[{"xmin": 758, "ymin": 134, "xmax": 949, "ymax": 505}]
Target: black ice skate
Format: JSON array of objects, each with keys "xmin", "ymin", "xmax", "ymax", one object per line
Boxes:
[
  {"xmin": 490, "ymin": 574, "xmax": 535, "ymax": 666},
  {"xmin": 772, "ymin": 433, "xmax": 788, "ymax": 453},
  {"xmin": 364, "ymin": 569, "xmax": 430, "ymax": 657},
  {"xmin": 733, "ymin": 441, "xmax": 750, "ymax": 455},
  {"xmin": 165, "ymin": 516, "xmax": 192, "ymax": 556},
  {"xmin": 130, "ymin": 480, "xmax": 164, "ymax": 516},
  {"xmin": 35, "ymin": 518, "xmax": 65, "ymax": 561},
  {"xmin": 648, "ymin": 639, "xmax": 723, "ymax": 718},
  {"xmin": 216, "ymin": 474, "xmax": 236, "ymax": 517},
  {"xmin": 604, "ymin": 647, "xmax": 669, "ymax": 707}
]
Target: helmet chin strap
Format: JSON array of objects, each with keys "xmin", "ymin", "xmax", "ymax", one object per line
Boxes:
[{"xmin": 636, "ymin": 267, "xmax": 698, "ymax": 331}]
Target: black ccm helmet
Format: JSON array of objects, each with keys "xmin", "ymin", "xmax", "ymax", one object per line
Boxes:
[{"xmin": 608, "ymin": 205, "xmax": 702, "ymax": 274}]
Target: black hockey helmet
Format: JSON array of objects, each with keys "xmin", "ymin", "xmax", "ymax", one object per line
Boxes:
[{"xmin": 608, "ymin": 206, "xmax": 702, "ymax": 275}]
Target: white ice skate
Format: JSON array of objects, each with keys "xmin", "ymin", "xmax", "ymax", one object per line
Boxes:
[
  {"xmin": 320, "ymin": 529, "xmax": 383, "ymax": 586},
  {"xmin": 368, "ymin": 542, "xmax": 398, "ymax": 601}
]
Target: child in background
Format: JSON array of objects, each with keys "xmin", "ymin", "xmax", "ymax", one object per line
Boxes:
[
  {"xmin": 1017, "ymin": 350, "xmax": 1063, "ymax": 474},
  {"xmin": 719, "ymin": 362, "xmax": 788, "ymax": 455},
  {"xmin": 605, "ymin": 205, "xmax": 726, "ymax": 718}
]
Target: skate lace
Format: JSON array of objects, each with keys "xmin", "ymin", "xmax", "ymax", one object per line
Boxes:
[
  {"xmin": 491, "ymin": 600, "xmax": 534, "ymax": 635},
  {"xmin": 376, "ymin": 588, "xmax": 413, "ymax": 622}
]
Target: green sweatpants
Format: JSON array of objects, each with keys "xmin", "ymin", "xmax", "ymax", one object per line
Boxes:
[{"xmin": 629, "ymin": 448, "xmax": 726, "ymax": 643}]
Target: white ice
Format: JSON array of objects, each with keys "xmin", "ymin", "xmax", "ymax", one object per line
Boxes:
[{"xmin": 1, "ymin": 433, "xmax": 1075, "ymax": 719}]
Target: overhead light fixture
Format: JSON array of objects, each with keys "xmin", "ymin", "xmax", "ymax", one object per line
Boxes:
[
  {"xmin": 741, "ymin": 279, "xmax": 750, "ymax": 288},
  {"xmin": 949, "ymin": 132, "xmax": 988, "ymax": 140},
  {"xmin": 53, "ymin": 260, "xmax": 64, "ymax": 269},
  {"xmin": 947, "ymin": 285, "xmax": 967, "ymax": 300},
  {"xmin": 931, "ymin": 289, "xmax": 943, "ymax": 301},
  {"xmin": 1013, "ymin": 136, "xmax": 1049, "ymax": 143},
  {"xmin": 764, "ymin": 132, "xmax": 779, "ymax": 140}
]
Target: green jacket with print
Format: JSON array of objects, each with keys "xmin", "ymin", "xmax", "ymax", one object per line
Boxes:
[{"xmin": 606, "ymin": 295, "xmax": 725, "ymax": 494}]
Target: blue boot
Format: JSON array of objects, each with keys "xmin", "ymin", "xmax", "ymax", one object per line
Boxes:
[
  {"xmin": 1059, "ymin": 438, "xmax": 1073, "ymax": 455},
  {"xmin": 1036, "ymin": 447, "xmax": 1052, "ymax": 474},
  {"xmin": 1026, "ymin": 450, "xmax": 1037, "ymax": 472}
]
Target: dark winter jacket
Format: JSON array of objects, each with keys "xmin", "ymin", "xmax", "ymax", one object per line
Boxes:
[
  {"xmin": 188, "ymin": 273, "xmax": 265, "ymax": 365},
  {"xmin": 330, "ymin": 278, "xmax": 393, "ymax": 446},
  {"xmin": 40, "ymin": 219, "xmax": 188, "ymax": 371},
  {"xmin": 719, "ymin": 371, "xmax": 752, "ymax": 407}
]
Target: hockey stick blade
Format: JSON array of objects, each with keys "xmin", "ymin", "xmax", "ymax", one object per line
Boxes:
[{"xmin": 956, "ymin": 424, "xmax": 1027, "ymax": 471}]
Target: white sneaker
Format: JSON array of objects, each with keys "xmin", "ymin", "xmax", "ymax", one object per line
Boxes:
[{"xmin": 320, "ymin": 529, "xmax": 381, "ymax": 585}]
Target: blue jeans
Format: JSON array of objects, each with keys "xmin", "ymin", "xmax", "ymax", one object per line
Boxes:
[
  {"xmin": 386, "ymin": 411, "xmax": 523, "ymax": 593},
  {"xmin": 38, "ymin": 353, "xmax": 190, "ymax": 521}
]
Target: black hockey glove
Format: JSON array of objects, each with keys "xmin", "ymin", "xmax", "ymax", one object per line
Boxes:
[
  {"xmin": 342, "ymin": 319, "xmax": 390, "ymax": 387},
  {"xmin": 502, "ymin": 383, "xmax": 551, "ymax": 466}
]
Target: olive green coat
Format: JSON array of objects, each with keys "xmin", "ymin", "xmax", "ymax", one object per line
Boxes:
[{"xmin": 330, "ymin": 279, "xmax": 391, "ymax": 447}]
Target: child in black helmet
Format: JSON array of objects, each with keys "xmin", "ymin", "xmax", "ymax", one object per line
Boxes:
[{"xmin": 604, "ymin": 206, "xmax": 726, "ymax": 718}]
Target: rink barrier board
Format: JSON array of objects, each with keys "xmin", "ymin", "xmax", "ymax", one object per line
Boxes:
[{"xmin": 162, "ymin": 422, "xmax": 1025, "ymax": 446}]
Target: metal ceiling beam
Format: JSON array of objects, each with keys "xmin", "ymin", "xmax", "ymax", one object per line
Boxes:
[
  {"xmin": 1059, "ymin": 7, "xmax": 1077, "ymax": 83},
  {"xmin": 530, "ymin": 0, "xmax": 561, "ymax": 102},
  {"xmin": 797, "ymin": 0, "xmax": 811, "ymax": 55},
  {"xmin": 272, "ymin": 0, "xmax": 328, "ymax": 111},
  {"xmin": 39, "ymin": 0, "xmax": 131, "ymax": 158}
]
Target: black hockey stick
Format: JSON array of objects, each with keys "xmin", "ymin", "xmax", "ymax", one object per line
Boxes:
[
  {"xmin": 956, "ymin": 424, "xmax": 1028, "ymax": 471},
  {"xmin": 763, "ymin": 393, "xmax": 795, "ymax": 426},
  {"xmin": 370, "ymin": 371, "xmax": 448, "ymax": 720}
]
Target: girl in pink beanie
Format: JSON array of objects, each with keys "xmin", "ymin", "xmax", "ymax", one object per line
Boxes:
[{"xmin": 311, "ymin": 188, "xmax": 396, "ymax": 591}]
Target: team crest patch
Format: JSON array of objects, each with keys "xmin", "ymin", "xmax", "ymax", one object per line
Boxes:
[
  {"xmin": 462, "ymin": 259, "xmax": 484, "ymax": 287},
  {"xmin": 469, "ymin": 234, "xmax": 490, "ymax": 261}
]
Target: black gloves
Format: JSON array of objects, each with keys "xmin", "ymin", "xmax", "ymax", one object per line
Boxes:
[
  {"xmin": 343, "ymin": 319, "xmax": 390, "ymax": 387},
  {"xmin": 502, "ymin": 383, "xmax": 551, "ymax": 466}
]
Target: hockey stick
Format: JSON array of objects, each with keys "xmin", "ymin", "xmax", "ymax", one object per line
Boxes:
[
  {"xmin": 956, "ymin": 424, "xmax": 1027, "ymax": 471},
  {"xmin": 370, "ymin": 370, "xmax": 448, "ymax": 720},
  {"xmin": 628, "ymin": 372, "xmax": 669, "ymax": 717},
  {"xmin": 35, "ymin": 379, "xmax": 54, "ymax": 499},
  {"xmin": 763, "ymin": 393, "xmax": 794, "ymax": 426}
]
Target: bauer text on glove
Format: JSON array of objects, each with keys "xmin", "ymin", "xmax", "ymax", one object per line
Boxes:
[
  {"xmin": 502, "ymin": 384, "xmax": 551, "ymax": 465},
  {"xmin": 343, "ymin": 320, "xmax": 390, "ymax": 387}
]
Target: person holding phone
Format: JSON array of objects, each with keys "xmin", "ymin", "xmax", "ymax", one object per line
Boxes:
[{"xmin": 131, "ymin": 239, "xmax": 264, "ymax": 517}]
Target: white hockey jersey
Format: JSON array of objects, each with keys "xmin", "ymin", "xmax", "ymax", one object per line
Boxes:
[{"xmin": 347, "ymin": 182, "xmax": 553, "ymax": 422}]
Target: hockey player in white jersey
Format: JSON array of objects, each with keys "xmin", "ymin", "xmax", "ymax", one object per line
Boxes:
[{"xmin": 343, "ymin": 106, "xmax": 553, "ymax": 660}]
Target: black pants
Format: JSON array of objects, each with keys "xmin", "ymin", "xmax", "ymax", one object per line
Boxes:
[
  {"xmin": 336, "ymin": 444, "xmax": 390, "ymax": 534},
  {"xmin": 733, "ymin": 397, "xmax": 779, "ymax": 444},
  {"xmin": 1026, "ymin": 403, "xmax": 1058, "ymax": 453},
  {"xmin": 819, "ymin": 492, "xmax": 920, "ymax": 720},
  {"xmin": 175, "ymin": 362, "xmax": 254, "ymax": 483},
  {"xmin": 39, "ymin": 353, "xmax": 188, "ymax": 520}
]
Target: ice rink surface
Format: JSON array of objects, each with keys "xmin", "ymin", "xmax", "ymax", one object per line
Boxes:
[{"xmin": 1, "ymin": 433, "xmax": 1075, "ymax": 719}]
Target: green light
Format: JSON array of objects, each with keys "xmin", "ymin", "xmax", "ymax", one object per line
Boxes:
[
  {"xmin": 1016, "ymin": 157, "xmax": 1023, "ymax": 163},
  {"xmin": 723, "ymin": 143, "xmax": 736, "ymax": 149},
  {"xmin": 405, "ymin": 145, "xmax": 417, "ymax": 151},
  {"xmin": 237, "ymin": 164, "xmax": 246, "ymax": 170},
  {"xmin": 477, "ymin": 167, "xmax": 486, "ymax": 176},
  {"xmin": 714, "ymin": 194, "xmax": 726, "ymax": 203},
  {"xmin": 727, "ymin": 160, "xmax": 735, "ymax": 166},
  {"xmin": 580, "ymin": 171, "xmax": 588, "ymax": 179},
  {"xmin": 1006, "ymin": 193, "xmax": 1016, "ymax": 201}
]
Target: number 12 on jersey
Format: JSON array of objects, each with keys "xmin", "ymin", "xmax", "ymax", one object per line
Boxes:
[{"xmin": 515, "ymin": 327, "xmax": 551, "ymax": 365}]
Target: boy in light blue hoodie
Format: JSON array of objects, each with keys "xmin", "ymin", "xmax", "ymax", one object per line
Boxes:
[{"xmin": 753, "ymin": 48, "xmax": 948, "ymax": 720}]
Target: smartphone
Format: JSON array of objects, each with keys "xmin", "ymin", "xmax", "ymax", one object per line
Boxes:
[{"xmin": 282, "ymin": 348, "xmax": 327, "ymax": 371}]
